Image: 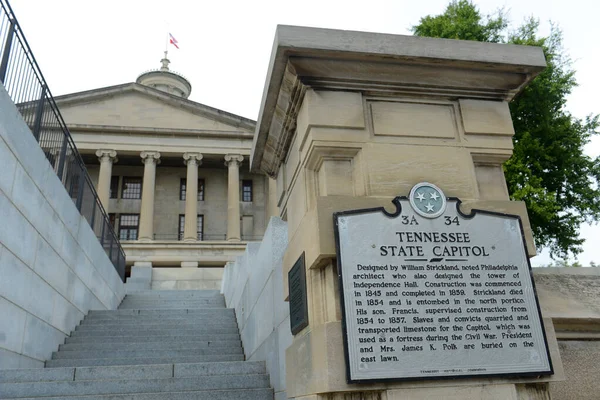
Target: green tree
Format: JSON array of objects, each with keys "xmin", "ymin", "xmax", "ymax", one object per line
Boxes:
[{"xmin": 412, "ymin": 1, "xmax": 600, "ymax": 259}]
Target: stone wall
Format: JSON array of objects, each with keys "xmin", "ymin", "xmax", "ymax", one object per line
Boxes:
[
  {"xmin": 0, "ymin": 84, "xmax": 125, "ymax": 369},
  {"xmin": 221, "ymin": 217, "xmax": 291, "ymax": 400},
  {"xmin": 532, "ymin": 267, "xmax": 600, "ymax": 399}
]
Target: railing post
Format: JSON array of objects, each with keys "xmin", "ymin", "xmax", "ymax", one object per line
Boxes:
[
  {"xmin": 100, "ymin": 218, "xmax": 106, "ymax": 247},
  {"xmin": 119, "ymin": 252, "xmax": 125, "ymax": 281},
  {"xmin": 108, "ymin": 232, "xmax": 114, "ymax": 261},
  {"xmin": 32, "ymin": 85, "xmax": 46, "ymax": 141},
  {"xmin": 89, "ymin": 199, "xmax": 97, "ymax": 231},
  {"xmin": 56, "ymin": 135, "xmax": 68, "ymax": 180},
  {"xmin": 0, "ymin": 18, "xmax": 15, "ymax": 83},
  {"xmin": 75, "ymin": 166, "xmax": 85, "ymax": 211}
]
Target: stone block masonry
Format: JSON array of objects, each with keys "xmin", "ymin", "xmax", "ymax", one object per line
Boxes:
[
  {"xmin": 222, "ymin": 216, "xmax": 290, "ymax": 400},
  {"xmin": 0, "ymin": 83, "xmax": 125, "ymax": 369}
]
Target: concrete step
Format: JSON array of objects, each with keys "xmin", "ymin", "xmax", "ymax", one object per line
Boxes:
[
  {"xmin": 83, "ymin": 314, "xmax": 236, "ymax": 324},
  {"xmin": 124, "ymin": 290, "xmax": 222, "ymax": 298},
  {"xmin": 52, "ymin": 348, "xmax": 243, "ymax": 360},
  {"xmin": 65, "ymin": 333, "xmax": 240, "ymax": 344},
  {"xmin": 46, "ymin": 354, "xmax": 245, "ymax": 367},
  {"xmin": 70, "ymin": 327, "xmax": 239, "ymax": 337},
  {"xmin": 0, "ymin": 374, "xmax": 269, "ymax": 398},
  {"xmin": 122, "ymin": 297, "xmax": 225, "ymax": 304},
  {"xmin": 117, "ymin": 304, "xmax": 226, "ymax": 310},
  {"xmin": 117, "ymin": 304, "xmax": 227, "ymax": 310},
  {"xmin": 87, "ymin": 309, "xmax": 233, "ymax": 317},
  {"xmin": 1, "ymin": 362, "xmax": 266, "ymax": 383},
  {"xmin": 59, "ymin": 339, "xmax": 241, "ymax": 352},
  {"xmin": 1, "ymin": 388, "xmax": 273, "ymax": 400},
  {"xmin": 120, "ymin": 297, "xmax": 225, "ymax": 303},
  {"xmin": 75, "ymin": 321, "xmax": 238, "ymax": 331}
]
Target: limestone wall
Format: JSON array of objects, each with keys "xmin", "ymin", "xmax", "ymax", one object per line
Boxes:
[
  {"xmin": 532, "ymin": 267, "xmax": 600, "ymax": 399},
  {"xmin": 0, "ymin": 84, "xmax": 125, "ymax": 369},
  {"xmin": 221, "ymin": 217, "xmax": 291, "ymax": 400}
]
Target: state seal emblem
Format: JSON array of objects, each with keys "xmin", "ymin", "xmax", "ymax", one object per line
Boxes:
[{"xmin": 408, "ymin": 182, "xmax": 446, "ymax": 218}]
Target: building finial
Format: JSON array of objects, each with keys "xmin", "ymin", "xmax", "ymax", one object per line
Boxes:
[{"xmin": 160, "ymin": 51, "xmax": 170, "ymax": 71}]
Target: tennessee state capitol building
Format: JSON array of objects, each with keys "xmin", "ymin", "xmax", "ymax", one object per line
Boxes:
[{"xmin": 53, "ymin": 53, "xmax": 279, "ymax": 285}]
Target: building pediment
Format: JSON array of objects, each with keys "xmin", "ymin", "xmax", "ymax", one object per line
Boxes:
[{"xmin": 54, "ymin": 83, "xmax": 255, "ymax": 133}]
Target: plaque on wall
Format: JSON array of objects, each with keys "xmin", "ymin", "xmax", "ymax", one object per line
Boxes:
[
  {"xmin": 334, "ymin": 182, "xmax": 552, "ymax": 383},
  {"xmin": 289, "ymin": 252, "xmax": 309, "ymax": 335}
]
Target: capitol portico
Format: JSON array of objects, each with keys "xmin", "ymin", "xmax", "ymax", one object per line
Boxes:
[{"xmin": 52, "ymin": 53, "xmax": 278, "ymax": 284}]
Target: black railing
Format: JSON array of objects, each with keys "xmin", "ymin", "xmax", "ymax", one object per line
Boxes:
[{"xmin": 0, "ymin": 0, "xmax": 126, "ymax": 281}]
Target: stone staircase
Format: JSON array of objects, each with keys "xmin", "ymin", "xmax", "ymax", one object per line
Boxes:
[{"xmin": 0, "ymin": 290, "xmax": 273, "ymax": 399}]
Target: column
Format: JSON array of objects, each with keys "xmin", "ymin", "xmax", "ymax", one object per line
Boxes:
[
  {"xmin": 266, "ymin": 176, "xmax": 279, "ymax": 219},
  {"xmin": 224, "ymin": 154, "xmax": 243, "ymax": 241},
  {"xmin": 95, "ymin": 149, "xmax": 117, "ymax": 210},
  {"xmin": 138, "ymin": 151, "xmax": 160, "ymax": 241},
  {"xmin": 183, "ymin": 152, "xmax": 203, "ymax": 241}
]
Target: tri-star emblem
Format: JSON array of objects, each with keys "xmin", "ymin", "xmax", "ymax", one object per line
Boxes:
[{"xmin": 408, "ymin": 182, "xmax": 447, "ymax": 218}]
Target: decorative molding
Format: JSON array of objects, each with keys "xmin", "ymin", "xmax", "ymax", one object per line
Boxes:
[
  {"xmin": 257, "ymin": 63, "xmax": 306, "ymax": 177},
  {"xmin": 471, "ymin": 151, "xmax": 513, "ymax": 166},
  {"xmin": 140, "ymin": 151, "xmax": 161, "ymax": 165},
  {"xmin": 95, "ymin": 149, "xmax": 118, "ymax": 163},
  {"xmin": 251, "ymin": 25, "xmax": 546, "ymax": 175},
  {"xmin": 224, "ymin": 154, "xmax": 244, "ymax": 167},
  {"xmin": 183, "ymin": 152, "xmax": 203, "ymax": 166}
]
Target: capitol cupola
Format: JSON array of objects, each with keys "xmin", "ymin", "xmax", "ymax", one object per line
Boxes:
[{"xmin": 136, "ymin": 51, "xmax": 192, "ymax": 98}]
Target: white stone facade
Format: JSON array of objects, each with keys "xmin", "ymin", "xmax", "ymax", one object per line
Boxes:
[{"xmin": 52, "ymin": 62, "xmax": 277, "ymax": 274}]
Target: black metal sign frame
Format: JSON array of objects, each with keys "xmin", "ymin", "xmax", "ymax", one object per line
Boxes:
[
  {"xmin": 333, "ymin": 196, "xmax": 553, "ymax": 384},
  {"xmin": 289, "ymin": 252, "xmax": 309, "ymax": 335}
]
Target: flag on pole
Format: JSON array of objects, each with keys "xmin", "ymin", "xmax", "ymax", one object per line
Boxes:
[{"xmin": 169, "ymin": 33, "xmax": 179, "ymax": 49}]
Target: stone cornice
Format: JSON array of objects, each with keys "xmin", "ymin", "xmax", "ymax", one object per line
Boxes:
[
  {"xmin": 53, "ymin": 83, "xmax": 256, "ymax": 133},
  {"xmin": 67, "ymin": 124, "xmax": 254, "ymax": 140},
  {"xmin": 251, "ymin": 25, "xmax": 547, "ymax": 176}
]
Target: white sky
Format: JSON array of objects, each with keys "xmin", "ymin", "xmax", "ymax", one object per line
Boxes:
[{"xmin": 8, "ymin": 0, "xmax": 599, "ymax": 266}]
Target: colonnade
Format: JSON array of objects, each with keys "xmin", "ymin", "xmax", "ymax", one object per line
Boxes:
[{"xmin": 95, "ymin": 149, "xmax": 245, "ymax": 242}]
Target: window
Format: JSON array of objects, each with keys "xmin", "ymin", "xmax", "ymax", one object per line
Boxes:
[
  {"xmin": 197, "ymin": 215, "xmax": 204, "ymax": 240},
  {"xmin": 178, "ymin": 214, "xmax": 185, "ymax": 240},
  {"xmin": 180, "ymin": 179, "xmax": 205, "ymax": 201},
  {"xmin": 198, "ymin": 179, "xmax": 205, "ymax": 201},
  {"xmin": 109, "ymin": 176, "xmax": 119, "ymax": 199},
  {"xmin": 118, "ymin": 214, "xmax": 139, "ymax": 240},
  {"xmin": 121, "ymin": 177, "xmax": 142, "ymax": 199},
  {"xmin": 178, "ymin": 214, "xmax": 204, "ymax": 240},
  {"xmin": 108, "ymin": 213, "xmax": 116, "ymax": 229},
  {"xmin": 242, "ymin": 180, "xmax": 253, "ymax": 202},
  {"xmin": 179, "ymin": 179, "xmax": 186, "ymax": 201}
]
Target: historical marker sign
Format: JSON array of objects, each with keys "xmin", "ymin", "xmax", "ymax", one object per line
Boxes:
[
  {"xmin": 289, "ymin": 252, "xmax": 309, "ymax": 335},
  {"xmin": 334, "ymin": 183, "xmax": 552, "ymax": 383}
]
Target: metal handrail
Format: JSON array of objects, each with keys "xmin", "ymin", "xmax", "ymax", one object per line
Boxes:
[{"xmin": 0, "ymin": 0, "xmax": 126, "ymax": 281}]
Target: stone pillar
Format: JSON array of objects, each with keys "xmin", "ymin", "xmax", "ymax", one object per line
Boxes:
[
  {"xmin": 224, "ymin": 154, "xmax": 244, "ymax": 241},
  {"xmin": 95, "ymin": 149, "xmax": 117, "ymax": 210},
  {"xmin": 183, "ymin": 152, "xmax": 203, "ymax": 242},
  {"xmin": 251, "ymin": 26, "xmax": 557, "ymax": 400},
  {"xmin": 266, "ymin": 177, "xmax": 279, "ymax": 218},
  {"xmin": 138, "ymin": 151, "xmax": 160, "ymax": 241}
]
